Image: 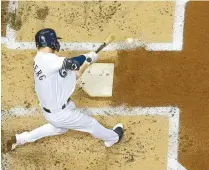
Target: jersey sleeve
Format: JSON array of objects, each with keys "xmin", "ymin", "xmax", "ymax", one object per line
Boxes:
[{"xmin": 48, "ymin": 54, "xmax": 66, "ymax": 74}]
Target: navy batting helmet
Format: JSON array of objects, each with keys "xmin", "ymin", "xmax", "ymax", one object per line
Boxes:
[{"xmin": 35, "ymin": 28, "xmax": 62, "ymax": 52}]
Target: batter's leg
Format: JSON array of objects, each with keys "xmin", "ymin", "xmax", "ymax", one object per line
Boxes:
[
  {"xmin": 56, "ymin": 108, "xmax": 122, "ymax": 147},
  {"xmin": 85, "ymin": 118, "xmax": 121, "ymax": 147},
  {"xmin": 15, "ymin": 123, "xmax": 68, "ymax": 145}
]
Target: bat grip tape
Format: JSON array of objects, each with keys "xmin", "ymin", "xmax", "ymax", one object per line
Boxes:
[{"xmin": 95, "ymin": 43, "xmax": 107, "ymax": 54}]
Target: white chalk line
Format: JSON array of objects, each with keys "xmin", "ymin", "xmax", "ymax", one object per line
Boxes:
[
  {"xmin": 1, "ymin": 37, "xmax": 8, "ymax": 44},
  {"xmin": 172, "ymin": 0, "xmax": 188, "ymax": 51},
  {"xmin": 3, "ymin": 106, "xmax": 181, "ymax": 170},
  {"xmin": 177, "ymin": 161, "xmax": 187, "ymax": 170},
  {"xmin": 1, "ymin": 0, "xmax": 187, "ymax": 51}
]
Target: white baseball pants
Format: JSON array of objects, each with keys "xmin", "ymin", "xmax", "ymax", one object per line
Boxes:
[{"xmin": 16, "ymin": 101, "xmax": 119, "ymax": 147}]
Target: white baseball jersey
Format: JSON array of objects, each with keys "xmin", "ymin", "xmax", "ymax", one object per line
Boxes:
[
  {"xmin": 34, "ymin": 51, "xmax": 76, "ymax": 110},
  {"xmin": 16, "ymin": 51, "xmax": 120, "ymax": 149}
]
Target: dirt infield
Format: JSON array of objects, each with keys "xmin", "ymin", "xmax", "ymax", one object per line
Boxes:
[
  {"xmin": 1, "ymin": 1, "xmax": 7, "ymax": 36},
  {"xmin": 10, "ymin": 1, "xmax": 174, "ymax": 42},
  {"xmin": 2, "ymin": 113, "xmax": 169, "ymax": 170},
  {"xmin": 1, "ymin": 45, "xmax": 171, "ymax": 169},
  {"xmin": 1, "ymin": 1, "xmax": 209, "ymax": 170},
  {"xmin": 112, "ymin": 2, "xmax": 209, "ymax": 169}
]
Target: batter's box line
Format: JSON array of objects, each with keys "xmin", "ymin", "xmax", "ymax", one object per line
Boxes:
[
  {"xmin": 1, "ymin": 0, "xmax": 188, "ymax": 51},
  {"xmin": 4, "ymin": 105, "xmax": 186, "ymax": 170}
]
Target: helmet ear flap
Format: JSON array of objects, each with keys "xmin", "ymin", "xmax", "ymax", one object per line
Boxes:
[
  {"xmin": 54, "ymin": 41, "xmax": 60, "ymax": 52},
  {"xmin": 49, "ymin": 40, "xmax": 59, "ymax": 51}
]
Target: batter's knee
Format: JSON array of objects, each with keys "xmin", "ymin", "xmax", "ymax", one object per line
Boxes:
[{"xmin": 54, "ymin": 127, "xmax": 68, "ymax": 134}]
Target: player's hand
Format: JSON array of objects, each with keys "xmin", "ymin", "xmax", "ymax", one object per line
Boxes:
[{"xmin": 84, "ymin": 52, "xmax": 98, "ymax": 63}]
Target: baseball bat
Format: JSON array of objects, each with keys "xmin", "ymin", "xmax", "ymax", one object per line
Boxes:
[{"xmin": 95, "ymin": 35, "xmax": 115, "ymax": 53}]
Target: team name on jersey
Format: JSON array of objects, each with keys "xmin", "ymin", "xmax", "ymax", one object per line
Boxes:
[{"xmin": 34, "ymin": 63, "xmax": 46, "ymax": 80}]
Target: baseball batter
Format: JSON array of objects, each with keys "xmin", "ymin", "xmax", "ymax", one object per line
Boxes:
[{"xmin": 6, "ymin": 28, "xmax": 123, "ymax": 152}]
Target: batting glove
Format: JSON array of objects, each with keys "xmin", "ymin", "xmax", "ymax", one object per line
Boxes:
[{"xmin": 84, "ymin": 51, "xmax": 98, "ymax": 63}]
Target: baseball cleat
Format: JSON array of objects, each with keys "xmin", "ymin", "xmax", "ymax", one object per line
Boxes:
[
  {"xmin": 113, "ymin": 123, "xmax": 124, "ymax": 141},
  {"xmin": 5, "ymin": 136, "xmax": 17, "ymax": 153}
]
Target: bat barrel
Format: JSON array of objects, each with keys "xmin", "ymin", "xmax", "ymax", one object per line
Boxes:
[{"xmin": 95, "ymin": 35, "xmax": 115, "ymax": 53}]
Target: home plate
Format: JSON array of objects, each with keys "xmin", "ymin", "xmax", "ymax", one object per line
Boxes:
[{"xmin": 80, "ymin": 63, "xmax": 114, "ymax": 97}]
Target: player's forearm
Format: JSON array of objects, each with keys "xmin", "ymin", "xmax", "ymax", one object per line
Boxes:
[
  {"xmin": 75, "ymin": 52, "xmax": 98, "ymax": 79},
  {"xmin": 76, "ymin": 61, "xmax": 90, "ymax": 79}
]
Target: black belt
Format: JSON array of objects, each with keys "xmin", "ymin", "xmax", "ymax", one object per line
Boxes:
[{"xmin": 43, "ymin": 98, "xmax": 71, "ymax": 113}]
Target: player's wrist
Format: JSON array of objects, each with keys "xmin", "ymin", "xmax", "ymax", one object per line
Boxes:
[
  {"xmin": 86, "ymin": 57, "xmax": 93, "ymax": 64},
  {"xmin": 84, "ymin": 52, "xmax": 98, "ymax": 63}
]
